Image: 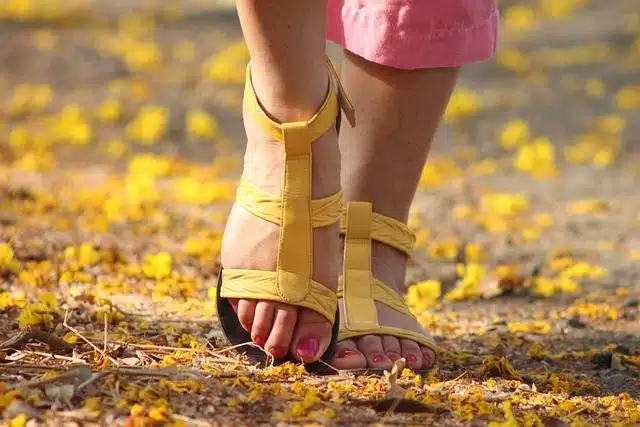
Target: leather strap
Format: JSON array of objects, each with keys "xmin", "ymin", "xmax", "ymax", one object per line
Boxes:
[{"xmin": 220, "ymin": 60, "xmax": 354, "ymax": 324}]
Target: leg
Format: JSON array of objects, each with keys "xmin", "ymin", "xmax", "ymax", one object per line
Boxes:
[
  {"xmin": 332, "ymin": 51, "xmax": 459, "ymax": 370},
  {"xmin": 220, "ymin": 0, "xmax": 340, "ymax": 362}
]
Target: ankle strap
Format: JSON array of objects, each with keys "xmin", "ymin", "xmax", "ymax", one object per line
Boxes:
[
  {"xmin": 340, "ymin": 203, "xmax": 415, "ymax": 256},
  {"xmin": 326, "ymin": 57, "xmax": 356, "ymax": 127},
  {"xmin": 243, "ymin": 57, "xmax": 355, "ymax": 154}
]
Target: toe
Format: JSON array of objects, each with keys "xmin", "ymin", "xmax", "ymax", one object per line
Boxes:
[
  {"xmin": 230, "ymin": 299, "xmax": 239, "ymax": 313},
  {"xmin": 382, "ymin": 336, "xmax": 402, "ymax": 362},
  {"xmin": 291, "ymin": 309, "xmax": 332, "ymax": 363},
  {"xmin": 400, "ymin": 339, "xmax": 423, "ymax": 370},
  {"xmin": 421, "ymin": 346, "xmax": 436, "ymax": 369},
  {"xmin": 237, "ymin": 299, "xmax": 257, "ymax": 333},
  {"xmin": 251, "ymin": 301, "xmax": 276, "ymax": 347},
  {"xmin": 356, "ymin": 335, "xmax": 392, "ymax": 369},
  {"xmin": 264, "ymin": 304, "xmax": 298, "ymax": 359},
  {"xmin": 331, "ymin": 340, "xmax": 366, "ymax": 370}
]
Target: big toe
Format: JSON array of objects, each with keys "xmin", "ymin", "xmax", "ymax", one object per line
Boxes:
[{"xmin": 291, "ymin": 309, "xmax": 333, "ymax": 363}]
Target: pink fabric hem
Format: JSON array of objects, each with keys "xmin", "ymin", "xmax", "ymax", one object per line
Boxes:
[{"xmin": 326, "ymin": 0, "xmax": 499, "ymax": 70}]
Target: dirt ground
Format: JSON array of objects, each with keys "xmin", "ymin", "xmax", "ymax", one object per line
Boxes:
[{"xmin": 1, "ymin": 0, "xmax": 639, "ymax": 426}]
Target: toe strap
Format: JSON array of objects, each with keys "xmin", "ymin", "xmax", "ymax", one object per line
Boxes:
[
  {"xmin": 221, "ymin": 269, "xmax": 338, "ymax": 324},
  {"xmin": 339, "ymin": 201, "xmax": 439, "ymax": 354},
  {"xmin": 338, "ymin": 278, "xmax": 438, "ymax": 352}
]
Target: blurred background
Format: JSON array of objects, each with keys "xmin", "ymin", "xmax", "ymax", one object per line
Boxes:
[
  {"xmin": 1, "ymin": 0, "xmax": 639, "ymax": 287},
  {"xmin": 0, "ymin": 0, "xmax": 639, "ymax": 423}
]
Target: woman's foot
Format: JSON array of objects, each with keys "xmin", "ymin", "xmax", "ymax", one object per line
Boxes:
[
  {"xmin": 331, "ymin": 239, "xmax": 436, "ymax": 371},
  {"xmin": 220, "ymin": 76, "xmax": 341, "ymax": 363},
  {"xmin": 328, "ymin": 51, "xmax": 459, "ymax": 371}
]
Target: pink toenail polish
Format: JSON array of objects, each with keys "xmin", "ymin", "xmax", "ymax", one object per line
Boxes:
[
  {"xmin": 268, "ymin": 347, "xmax": 286, "ymax": 358},
  {"xmin": 296, "ymin": 336, "xmax": 319, "ymax": 359},
  {"xmin": 423, "ymin": 351, "xmax": 435, "ymax": 367},
  {"xmin": 337, "ymin": 349, "xmax": 359, "ymax": 358},
  {"xmin": 372, "ymin": 354, "xmax": 387, "ymax": 364},
  {"xmin": 254, "ymin": 336, "xmax": 265, "ymax": 347},
  {"xmin": 406, "ymin": 354, "xmax": 417, "ymax": 363}
]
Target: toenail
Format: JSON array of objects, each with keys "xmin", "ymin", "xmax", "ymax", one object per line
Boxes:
[
  {"xmin": 387, "ymin": 352, "xmax": 401, "ymax": 361},
  {"xmin": 268, "ymin": 346, "xmax": 287, "ymax": 358},
  {"xmin": 296, "ymin": 336, "xmax": 319, "ymax": 360},
  {"xmin": 423, "ymin": 351, "xmax": 435, "ymax": 367},
  {"xmin": 406, "ymin": 354, "xmax": 417, "ymax": 363},
  {"xmin": 253, "ymin": 336, "xmax": 265, "ymax": 347},
  {"xmin": 372, "ymin": 354, "xmax": 388, "ymax": 364},
  {"xmin": 337, "ymin": 349, "xmax": 359, "ymax": 358}
]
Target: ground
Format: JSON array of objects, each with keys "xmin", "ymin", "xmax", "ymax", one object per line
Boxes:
[{"xmin": 1, "ymin": 0, "xmax": 640, "ymax": 426}]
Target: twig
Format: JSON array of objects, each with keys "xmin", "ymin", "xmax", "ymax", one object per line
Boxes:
[
  {"xmin": 76, "ymin": 366, "xmax": 207, "ymax": 392},
  {"xmin": 0, "ymin": 363, "xmax": 67, "ymax": 371},
  {"xmin": 569, "ymin": 406, "xmax": 590, "ymax": 417},
  {"xmin": 171, "ymin": 414, "xmax": 213, "ymax": 426},
  {"xmin": 316, "ymin": 359, "xmax": 340, "ymax": 374},
  {"xmin": 451, "ymin": 371, "xmax": 469, "ymax": 382},
  {"xmin": 17, "ymin": 350, "xmax": 86, "ymax": 364},
  {"xmin": 204, "ymin": 340, "xmax": 263, "ymax": 364},
  {"xmin": 62, "ymin": 310, "xmax": 120, "ymax": 367},
  {"xmin": 96, "ymin": 341, "xmax": 197, "ymax": 352},
  {"xmin": 103, "ymin": 312, "xmax": 108, "ymax": 355},
  {"xmin": 0, "ymin": 328, "xmax": 74, "ymax": 354},
  {"xmin": 484, "ymin": 392, "xmax": 514, "ymax": 402},
  {"xmin": 426, "ymin": 371, "xmax": 468, "ymax": 391},
  {"xmin": 10, "ymin": 365, "xmax": 92, "ymax": 390},
  {"xmin": 76, "ymin": 371, "xmax": 109, "ymax": 392},
  {"xmin": 207, "ymin": 340, "xmax": 259, "ymax": 355},
  {"xmin": 306, "ymin": 374, "xmax": 352, "ymax": 386},
  {"xmin": 116, "ymin": 312, "xmax": 215, "ymax": 325}
]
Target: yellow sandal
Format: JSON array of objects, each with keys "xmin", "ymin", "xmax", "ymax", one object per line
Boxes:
[
  {"xmin": 216, "ymin": 59, "xmax": 355, "ymax": 371},
  {"xmin": 338, "ymin": 201, "xmax": 439, "ymax": 373}
]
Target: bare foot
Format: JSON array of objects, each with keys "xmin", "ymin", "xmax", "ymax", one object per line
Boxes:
[
  {"xmin": 330, "ymin": 240, "xmax": 436, "ymax": 370},
  {"xmin": 220, "ymin": 94, "xmax": 341, "ymax": 363}
]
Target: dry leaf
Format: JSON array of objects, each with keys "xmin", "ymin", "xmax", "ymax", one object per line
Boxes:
[
  {"xmin": 384, "ymin": 358, "xmax": 406, "ymax": 399},
  {"xmin": 351, "ymin": 358, "xmax": 449, "ymax": 414},
  {"xmin": 480, "ymin": 355, "xmax": 523, "ymax": 381}
]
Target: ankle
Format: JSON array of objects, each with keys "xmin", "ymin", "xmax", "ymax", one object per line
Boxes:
[
  {"xmin": 248, "ymin": 68, "xmax": 330, "ymax": 123},
  {"xmin": 371, "ymin": 241, "xmax": 408, "ymax": 293}
]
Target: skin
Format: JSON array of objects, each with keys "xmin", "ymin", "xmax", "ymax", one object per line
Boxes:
[
  {"xmin": 221, "ymin": 0, "xmax": 460, "ymax": 367},
  {"xmin": 331, "ymin": 51, "xmax": 459, "ymax": 370},
  {"xmin": 221, "ymin": 0, "xmax": 340, "ymax": 362}
]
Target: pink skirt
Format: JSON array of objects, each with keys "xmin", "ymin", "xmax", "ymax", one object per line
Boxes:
[{"xmin": 326, "ymin": 0, "xmax": 499, "ymax": 69}]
